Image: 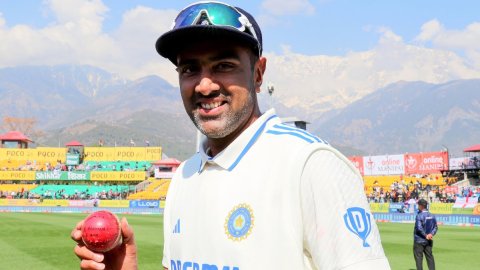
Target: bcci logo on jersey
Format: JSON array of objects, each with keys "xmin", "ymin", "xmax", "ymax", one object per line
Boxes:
[
  {"xmin": 225, "ymin": 203, "xmax": 254, "ymax": 241},
  {"xmin": 343, "ymin": 207, "xmax": 372, "ymax": 247}
]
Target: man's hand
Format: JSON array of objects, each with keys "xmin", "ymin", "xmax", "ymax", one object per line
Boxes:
[
  {"xmin": 71, "ymin": 217, "xmax": 138, "ymax": 270},
  {"xmin": 426, "ymin": 233, "xmax": 433, "ymax": 240}
]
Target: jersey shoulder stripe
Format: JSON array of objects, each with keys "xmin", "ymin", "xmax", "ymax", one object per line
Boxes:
[
  {"xmin": 266, "ymin": 130, "xmax": 316, "ymax": 143},
  {"xmin": 266, "ymin": 124, "xmax": 329, "ymax": 145}
]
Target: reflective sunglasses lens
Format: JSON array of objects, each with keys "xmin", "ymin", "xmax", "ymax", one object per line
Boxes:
[
  {"xmin": 202, "ymin": 4, "xmax": 243, "ymax": 28},
  {"xmin": 174, "ymin": 3, "xmax": 242, "ymax": 29},
  {"xmin": 174, "ymin": 5, "xmax": 202, "ymax": 27}
]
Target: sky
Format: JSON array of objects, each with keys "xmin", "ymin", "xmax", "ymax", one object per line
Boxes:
[{"xmin": 0, "ymin": 0, "xmax": 479, "ymax": 109}]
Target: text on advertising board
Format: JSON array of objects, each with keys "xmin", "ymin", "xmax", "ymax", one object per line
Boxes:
[
  {"xmin": 129, "ymin": 200, "xmax": 160, "ymax": 208},
  {"xmin": 404, "ymin": 151, "xmax": 448, "ymax": 174}
]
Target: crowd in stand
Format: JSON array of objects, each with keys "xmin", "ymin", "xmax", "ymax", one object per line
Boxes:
[
  {"xmin": 367, "ymin": 178, "xmax": 479, "ymax": 204},
  {"xmin": 0, "ymin": 159, "xmax": 153, "ymax": 201},
  {"xmin": 36, "ymin": 188, "xmax": 131, "ymax": 200},
  {"xmin": 74, "ymin": 161, "xmax": 150, "ymax": 172},
  {"xmin": 1, "ymin": 160, "xmax": 152, "ymax": 172},
  {"xmin": 0, "ymin": 189, "xmax": 28, "ymax": 199},
  {"xmin": 0, "ymin": 185, "xmax": 131, "ymax": 200},
  {"xmin": 0, "ymin": 160, "xmax": 41, "ymax": 171}
]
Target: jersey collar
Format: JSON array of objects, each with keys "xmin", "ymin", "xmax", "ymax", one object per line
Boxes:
[{"xmin": 198, "ymin": 109, "xmax": 279, "ymax": 172}]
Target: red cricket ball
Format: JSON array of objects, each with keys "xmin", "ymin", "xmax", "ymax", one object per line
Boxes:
[{"xmin": 81, "ymin": 210, "xmax": 122, "ymax": 253}]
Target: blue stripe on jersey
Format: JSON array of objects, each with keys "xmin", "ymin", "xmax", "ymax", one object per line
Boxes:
[
  {"xmin": 266, "ymin": 130, "xmax": 315, "ymax": 143},
  {"xmin": 273, "ymin": 124, "xmax": 322, "ymax": 143},
  {"xmin": 227, "ymin": 114, "xmax": 278, "ymax": 171},
  {"xmin": 268, "ymin": 124, "xmax": 329, "ymax": 145}
]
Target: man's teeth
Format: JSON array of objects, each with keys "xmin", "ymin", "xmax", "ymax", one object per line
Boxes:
[{"xmin": 201, "ymin": 102, "xmax": 221, "ymax": 110}]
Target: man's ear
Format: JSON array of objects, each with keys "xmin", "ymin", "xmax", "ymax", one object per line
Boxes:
[{"xmin": 254, "ymin": 57, "xmax": 267, "ymax": 93}]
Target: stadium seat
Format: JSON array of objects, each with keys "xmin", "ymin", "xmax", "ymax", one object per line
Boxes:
[{"xmin": 128, "ymin": 179, "xmax": 171, "ymax": 200}]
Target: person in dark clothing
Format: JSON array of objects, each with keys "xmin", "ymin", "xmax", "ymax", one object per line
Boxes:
[{"xmin": 413, "ymin": 198, "xmax": 438, "ymax": 270}]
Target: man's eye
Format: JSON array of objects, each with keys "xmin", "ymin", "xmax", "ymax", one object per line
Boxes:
[
  {"xmin": 176, "ymin": 66, "xmax": 197, "ymax": 74},
  {"xmin": 215, "ymin": 63, "xmax": 234, "ymax": 71}
]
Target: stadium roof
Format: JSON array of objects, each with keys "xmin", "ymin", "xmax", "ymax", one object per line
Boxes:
[
  {"xmin": 0, "ymin": 131, "xmax": 32, "ymax": 142},
  {"xmin": 65, "ymin": 140, "xmax": 84, "ymax": 146},
  {"xmin": 463, "ymin": 144, "xmax": 480, "ymax": 152},
  {"xmin": 152, "ymin": 158, "xmax": 181, "ymax": 166}
]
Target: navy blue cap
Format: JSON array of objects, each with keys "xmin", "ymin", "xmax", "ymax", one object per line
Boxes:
[{"xmin": 155, "ymin": 4, "xmax": 262, "ymax": 65}]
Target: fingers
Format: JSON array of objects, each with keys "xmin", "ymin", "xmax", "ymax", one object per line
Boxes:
[
  {"xmin": 80, "ymin": 259, "xmax": 105, "ymax": 270},
  {"xmin": 75, "ymin": 245, "xmax": 105, "ymax": 270},
  {"xmin": 74, "ymin": 244, "xmax": 104, "ymax": 261},
  {"xmin": 73, "ymin": 220, "xmax": 105, "ymax": 270}
]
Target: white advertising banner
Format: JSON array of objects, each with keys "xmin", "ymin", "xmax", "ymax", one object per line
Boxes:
[
  {"xmin": 363, "ymin": 154, "xmax": 405, "ymax": 176},
  {"xmin": 450, "ymin": 157, "xmax": 466, "ymax": 170},
  {"xmin": 449, "ymin": 157, "xmax": 480, "ymax": 170},
  {"xmin": 453, "ymin": 196, "xmax": 479, "ymax": 208}
]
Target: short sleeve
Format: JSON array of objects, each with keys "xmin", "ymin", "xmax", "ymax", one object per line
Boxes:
[
  {"xmin": 300, "ymin": 148, "xmax": 391, "ymax": 269},
  {"xmin": 162, "ymin": 197, "xmax": 171, "ymax": 268}
]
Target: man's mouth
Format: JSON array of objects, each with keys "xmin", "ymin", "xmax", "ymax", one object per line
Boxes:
[{"xmin": 200, "ymin": 102, "xmax": 222, "ymax": 110}]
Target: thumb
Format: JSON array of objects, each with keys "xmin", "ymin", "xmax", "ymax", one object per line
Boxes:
[
  {"xmin": 120, "ymin": 217, "xmax": 137, "ymax": 259},
  {"xmin": 121, "ymin": 217, "xmax": 135, "ymax": 246}
]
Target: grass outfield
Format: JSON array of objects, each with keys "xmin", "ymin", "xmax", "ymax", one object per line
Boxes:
[
  {"xmin": 0, "ymin": 212, "xmax": 164, "ymax": 270},
  {"xmin": 377, "ymin": 222, "xmax": 480, "ymax": 269},
  {"xmin": 0, "ymin": 213, "xmax": 479, "ymax": 269}
]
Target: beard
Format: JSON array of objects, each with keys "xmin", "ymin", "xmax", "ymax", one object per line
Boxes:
[{"xmin": 192, "ymin": 89, "xmax": 256, "ymax": 139}]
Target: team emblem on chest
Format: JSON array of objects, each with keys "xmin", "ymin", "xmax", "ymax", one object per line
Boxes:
[{"xmin": 224, "ymin": 203, "xmax": 254, "ymax": 241}]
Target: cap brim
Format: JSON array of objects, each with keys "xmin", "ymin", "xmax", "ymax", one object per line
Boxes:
[{"xmin": 156, "ymin": 25, "xmax": 259, "ymax": 65}]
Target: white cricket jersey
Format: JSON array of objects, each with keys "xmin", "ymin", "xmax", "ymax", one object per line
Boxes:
[{"xmin": 163, "ymin": 109, "xmax": 390, "ymax": 270}]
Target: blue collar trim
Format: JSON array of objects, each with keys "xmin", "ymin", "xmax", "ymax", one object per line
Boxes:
[{"xmin": 227, "ymin": 114, "xmax": 277, "ymax": 171}]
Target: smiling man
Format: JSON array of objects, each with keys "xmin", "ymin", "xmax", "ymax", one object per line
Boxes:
[
  {"xmin": 72, "ymin": 2, "xmax": 390, "ymax": 270},
  {"xmin": 175, "ymin": 39, "xmax": 264, "ymax": 155}
]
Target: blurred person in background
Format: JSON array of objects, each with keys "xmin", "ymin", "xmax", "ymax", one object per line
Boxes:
[{"xmin": 413, "ymin": 199, "xmax": 438, "ymax": 270}]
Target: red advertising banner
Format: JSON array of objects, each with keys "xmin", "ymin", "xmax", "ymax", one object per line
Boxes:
[
  {"xmin": 404, "ymin": 151, "xmax": 449, "ymax": 174},
  {"xmin": 348, "ymin": 156, "xmax": 364, "ymax": 176}
]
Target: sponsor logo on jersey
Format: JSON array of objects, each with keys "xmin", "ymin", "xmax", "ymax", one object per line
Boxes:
[
  {"xmin": 224, "ymin": 203, "xmax": 254, "ymax": 241},
  {"xmin": 170, "ymin": 260, "xmax": 239, "ymax": 270},
  {"xmin": 343, "ymin": 207, "xmax": 372, "ymax": 247}
]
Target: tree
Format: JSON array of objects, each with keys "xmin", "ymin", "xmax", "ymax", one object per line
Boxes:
[{"xmin": 1, "ymin": 116, "xmax": 44, "ymax": 139}]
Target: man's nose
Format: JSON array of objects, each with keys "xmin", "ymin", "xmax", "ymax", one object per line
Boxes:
[{"xmin": 195, "ymin": 75, "xmax": 220, "ymax": 95}]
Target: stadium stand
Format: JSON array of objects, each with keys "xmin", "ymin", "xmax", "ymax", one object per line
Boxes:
[
  {"xmin": 128, "ymin": 178, "xmax": 171, "ymax": 200},
  {"xmin": 0, "ymin": 184, "xmax": 37, "ymax": 191},
  {"xmin": 29, "ymin": 184, "xmax": 132, "ymax": 199},
  {"xmin": 82, "ymin": 161, "xmax": 151, "ymax": 171},
  {"xmin": 0, "ymin": 184, "xmax": 37, "ymax": 198},
  {"xmin": 1, "ymin": 141, "xmax": 475, "ymax": 211},
  {"xmin": 0, "ymin": 146, "xmax": 162, "ymax": 203},
  {"xmin": 0, "ymin": 160, "xmax": 43, "ymax": 171},
  {"xmin": 363, "ymin": 174, "xmax": 447, "ymax": 193}
]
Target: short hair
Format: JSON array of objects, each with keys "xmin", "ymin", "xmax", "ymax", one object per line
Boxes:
[{"xmin": 417, "ymin": 199, "xmax": 428, "ymax": 207}]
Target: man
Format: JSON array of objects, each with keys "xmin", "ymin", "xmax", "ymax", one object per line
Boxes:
[
  {"xmin": 413, "ymin": 198, "xmax": 438, "ymax": 270},
  {"xmin": 72, "ymin": 2, "xmax": 390, "ymax": 269}
]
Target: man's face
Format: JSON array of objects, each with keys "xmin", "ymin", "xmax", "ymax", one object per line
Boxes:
[{"xmin": 176, "ymin": 40, "xmax": 263, "ymax": 139}]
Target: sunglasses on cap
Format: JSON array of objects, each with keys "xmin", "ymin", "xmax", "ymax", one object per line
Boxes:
[{"xmin": 171, "ymin": 1, "xmax": 260, "ymax": 50}]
